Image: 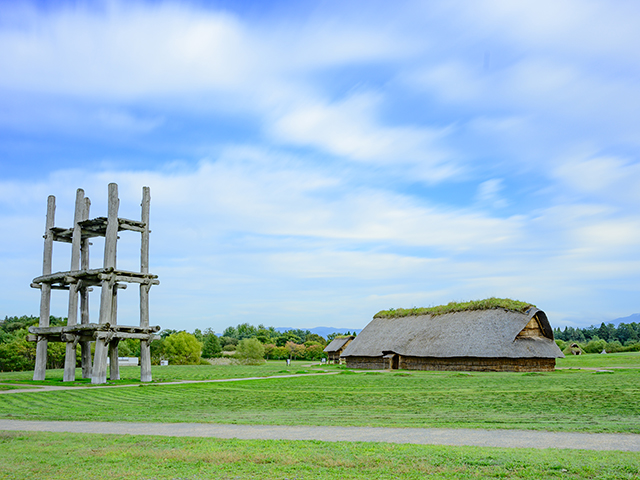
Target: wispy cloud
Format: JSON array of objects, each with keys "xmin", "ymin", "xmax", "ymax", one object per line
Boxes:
[{"xmin": 0, "ymin": 0, "xmax": 638, "ymax": 330}]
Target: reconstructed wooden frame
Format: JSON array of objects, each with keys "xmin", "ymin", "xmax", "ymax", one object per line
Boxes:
[{"xmin": 29, "ymin": 183, "xmax": 160, "ymax": 384}]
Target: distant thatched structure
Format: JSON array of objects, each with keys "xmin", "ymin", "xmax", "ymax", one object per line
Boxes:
[
  {"xmin": 341, "ymin": 306, "xmax": 564, "ymax": 372},
  {"xmin": 565, "ymin": 343, "xmax": 583, "ymax": 355},
  {"xmin": 323, "ymin": 336, "xmax": 355, "ymax": 364}
]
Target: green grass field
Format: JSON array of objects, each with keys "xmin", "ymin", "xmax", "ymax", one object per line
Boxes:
[
  {"xmin": 556, "ymin": 351, "xmax": 640, "ymax": 369},
  {"xmin": 0, "ymin": 385, "xmax": 38, "ymax": 391},
  {"xmin": 0, "ymin": 360, "xmax": 335, "ymax": 385},
  {"xmin": 0, "ymin": 351, "xmax": 636, "ymax": 386},
  {"xmin": 1, "ymin": 356, "xmax": 639, "ymax": 433},
  {"xmin": 1, "ymin": 431, "xmax": 639, "ymax": 480},
  {"xmin": 2, "ymin": 353, "xmax": 639, "ymax": 478}
]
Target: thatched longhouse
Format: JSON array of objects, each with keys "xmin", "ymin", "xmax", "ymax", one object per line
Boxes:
[
  {"xmin": 323, "ymin": 335, "xmax": 355, "ymax": 363},
  {"xmin": 341, "ymin": 303, "xmax": 564, "ymax": 372}
]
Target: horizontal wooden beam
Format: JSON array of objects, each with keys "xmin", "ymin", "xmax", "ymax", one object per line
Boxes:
[
  {"xmin": 32, "ymin": 268, "xmax": 158, "ymax": 287},
  {"xmin": 49, "ymin": 217, "xmax": 147, "ymax": 243},
  {"xmin": 29, "ymin": 323, "xmax": 161, "ymax": 335}
]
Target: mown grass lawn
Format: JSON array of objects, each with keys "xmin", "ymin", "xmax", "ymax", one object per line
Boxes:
[
  {"xmin": 0, "ymin": 360, "xmax": 334, "ymax": 385},
  {"xmin": 1, "ymin": 366, "xmax": 639, "ymax": 434},
  {"xmin": 1, "ymin": 431, "xmax": 639, "ymax": 480},
  {"xmin": 556, "ymin": 351, "xmax": 640, "ymax": 369},
  {"xmin": 1, "ymin": 353, "xmax": 639, "ymax": 478},
  {"xmin": 0, "ymin": 352, "xmax": 636, "ymax": 386}
]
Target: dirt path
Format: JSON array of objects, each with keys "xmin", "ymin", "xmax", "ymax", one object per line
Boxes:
[{"xmin": 1, "ymin": 419, "xmax": 639, "ymax": 452}]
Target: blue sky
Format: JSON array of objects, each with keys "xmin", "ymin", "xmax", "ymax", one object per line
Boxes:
[{"xmin": 1, "ymin": 0, "xmax": 639, "ymax": 333}]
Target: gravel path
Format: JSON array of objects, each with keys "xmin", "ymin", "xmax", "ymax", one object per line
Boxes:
[{"xmin": 1, "ymin": 419, "xmax": 639, "ymax": 452}]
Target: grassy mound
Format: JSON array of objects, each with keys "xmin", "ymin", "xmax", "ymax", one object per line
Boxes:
[{"xmin": 374, "ymin": 297, "xmax": 535, "ymax": 318}]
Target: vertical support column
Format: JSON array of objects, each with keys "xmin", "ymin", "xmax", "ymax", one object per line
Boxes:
[
  {"xmin": 93, "ymin": 334, "xmax": 109, "ymax": 384},
  {"xmin": 94, "ymin": 274, "xmax": 114, "ymax": 384},
  {"xmin": 64, "ymin": 189, "xmax": 84, "ymax": 382},
  {"xmin": 80, "ymin": 196, "xmax": 92, "ymax": 379},
  {"xmin": 104, "ymin": 182, "xmax": 119, "ymax": 270},
  {"xmin": 34, "ymin": 195, "xmax": 55, "ymax": 381},
  {"xmin": 108, "ymin": 285, "xmax": 120, "ymax": 380},
  {"xmin": 140, "ymin": 186, "xmax": 152, "ymax": 382},
  {"xmin": 93, "ymin": 184, "xmax": 119, "ymax": 384},
  {"xmin": 108, "ymin": 339, "xmax": 120, "ymax": 380}
]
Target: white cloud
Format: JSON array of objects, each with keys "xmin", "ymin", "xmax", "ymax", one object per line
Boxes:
[
  {"xmin": 470, "ymin": 0, "xmax": 640, "ymax": 63},
  {"xmin": 4, "ymin": 148, "xmax": 637, "ymax": 329},
  {"xmin": 0, "ymin": 155, "xmax": 522, "ymax": 327},
  {"xmin": 0, "ymin": 2, "xmax": 412, "ymax": 100},
  {"xmin": 269, "ymin": 92, "xmax": 460, "ymax": 181},
  {"xmin": 0, "ymin": 4, "xmax": 251, "ymax": 97},
  {"xmin": 475, "ymin": 178, "xmax": 508, "ymax": 208},
  {"xmin": 265, "ymin": 251, "xmax": 442, "ymax": 279},
  {"xmin": 94, "ymin": 109, "xmax": 164, "ymax": 132},
  {"xmin": 552, "ymin": 154, "xmax": 640, "ymax": 205}
]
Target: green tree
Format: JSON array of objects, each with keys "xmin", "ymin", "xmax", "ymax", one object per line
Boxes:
[
  {"xmin": 193, "ymin": 328, "xmax": 204, "ymax": 342},
  {"xmin": 164, "ymin": 332, "xmax": 202, "ymax": 365},
  {"xmin": 150, "ymin": 338, "xmax": 165, "ymax": 365},
  {"xmin": 286, "ymin": 329, "xmax": 311, "ymax": 343},
  {"xmin": 219, "ymin": 336, "xmax": 238, "ymax": 348},
  {"xmin": 285, "ymin": 341, "xmax": 306, "ymax": 359},
  {"xmin": 305, "ymin": 344, "xmax": 326, "ymax": 360},
  {"xmin": 118, "ymin": 338, "xmax": 141, "ymax": 357},
  {"xmin": 276, "ymin": 333, "xmax": 302, "ymax": 347},
  {"xmin": 222, "ymin": 325, "xmax": 238, "ymax": 339},
  {"xmin": 236, "ymin": 323, "xmax": 258, "ymax": 340},
  {"xmin": 271, "ymin": 346, "xmax": 289, "ymax": 360},
  {"xmin": 583, "ymin": 338, "xmax": 607, "ymax": 354},
  {"xmin": 201, "ymin": 328, "xmax": 222, "ymax": 358},
  {"xmin": 306, "ymin": 333, "xmax": 327, "ymax": 346},
  {"xmin": 160, "ymin": 329, "xmax": 179, "ymax": 339},
  {"xmin": 256, "ymin": 324, "xmax": 279, "ymax": 342},
  {"xmin": 236, "ymin": 338, "xmax": 265, "ymax": 365},
  {"xmin": 0, "ymin": 335, "xmax": 34, "ymax": 371}
]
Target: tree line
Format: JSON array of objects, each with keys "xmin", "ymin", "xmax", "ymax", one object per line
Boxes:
[
  {"xmin": 553, "ymin": 321, "xmax": 640, "ymax": 354},
  {"xmin": 0, "ymin": 316, "xmax": 353, "ymax": 371}
]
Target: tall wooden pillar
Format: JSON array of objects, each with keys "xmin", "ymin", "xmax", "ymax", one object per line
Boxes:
[
  {"xmin": 108, "ymin": 285, "xmax": 120, "ymax": 381},
  {"xmin": 80, "ymin": 196, "xmax": 92, "ymax": 379},
  {"xmin": 108, "ymin": 339, "xmax": 120, "ymax": 380},
  {"xmin": 63, "ymin": 189, "xmax": 84, "ymax": 382},
  {"xmin": 33, "ymin": 196, "xmax": 55, "ymax": 381},
  {"xmin": 93, "ymin": 183, "xmax": 120, "ymax": 385},
  {"xmin": 140, "ymin": 186, "xmax": 152, "ymax": 382}
]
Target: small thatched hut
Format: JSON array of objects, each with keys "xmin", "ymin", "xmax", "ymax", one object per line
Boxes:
[
  {"xmin": 341, "ymin": 301, "xmax": 564, "ymax": 372},
  {"xmin": 566, "ymin": 343, "xmax": 583, "ymax": 355},
  {"xmin": 323, "ymin": 336, "xmax": 355, "ymax": 364}
]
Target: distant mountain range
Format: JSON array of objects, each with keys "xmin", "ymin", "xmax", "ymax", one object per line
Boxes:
[
  {"xmin": 275, "ymin": 326, "xmax": 362, "ymax": 337},
  {"xmin": 609, "ymin": 313, "xmax": 640, "ymax": 325}
]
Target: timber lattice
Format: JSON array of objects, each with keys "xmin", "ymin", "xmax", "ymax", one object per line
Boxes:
[{"xmin": 29, "ymin": 183, "xmax": 160, "ymax": 384}]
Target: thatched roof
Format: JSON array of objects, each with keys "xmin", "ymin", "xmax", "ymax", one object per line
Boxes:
[
  {"xmin": 374, "ymin": 297, "xmax": 534, "ymax": 318},
  {"xmin": 324, "ymin": 336, "xmax": 355, "ymax": 353},
  {"xmin": 341, "ymin": 308, "xmax": 563, "ymax": 359}
]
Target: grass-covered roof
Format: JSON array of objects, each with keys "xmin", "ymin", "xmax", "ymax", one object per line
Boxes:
[{"xmin": 373, "ymin": 297, "xmax": 535, "ymax": 319}]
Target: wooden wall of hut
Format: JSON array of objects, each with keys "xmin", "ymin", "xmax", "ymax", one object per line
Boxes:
[
  {"xmin": 399, "ymin": 356, "xmax": 555, "ymax": 372},
  {"xmin": 343, "ymin": 356, "xmax": 386, "ymax": 370},
  {"xmin": 345, "ymin": 356, "xmax": 555, "ymax": 372}
]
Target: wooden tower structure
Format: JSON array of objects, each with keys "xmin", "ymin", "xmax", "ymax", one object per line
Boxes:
[{"xmin": 29, "ymin": 183, "xmax": 160, "ymax": 384}]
